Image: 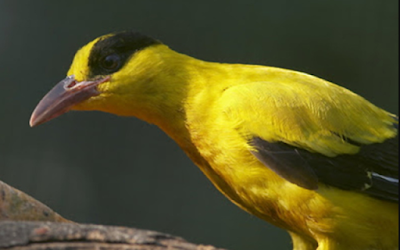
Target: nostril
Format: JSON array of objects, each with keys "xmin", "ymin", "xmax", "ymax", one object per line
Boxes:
[{"xmin": 66, "ymin": 80, "xmax": 77, "ymax": 89}]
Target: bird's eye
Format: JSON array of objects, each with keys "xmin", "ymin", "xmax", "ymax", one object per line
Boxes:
[{"xmin": 100, "ymin": 54, "xmax": 121, "ymax": 71}]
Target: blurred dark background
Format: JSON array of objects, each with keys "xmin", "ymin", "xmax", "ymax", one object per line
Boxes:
[{"xmin": 0, "ymin": 1, "xmax": 397, "ymax": 249}]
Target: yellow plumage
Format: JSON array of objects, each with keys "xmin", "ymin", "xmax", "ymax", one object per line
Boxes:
[{"xmin": 30, "ymin": 31, "xmax": 398, "ymax": 250}]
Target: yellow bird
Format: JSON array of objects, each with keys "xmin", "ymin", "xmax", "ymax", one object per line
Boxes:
[{"xmin": 30, "ymin": 31, "xmax": 398, "ymax": 250}]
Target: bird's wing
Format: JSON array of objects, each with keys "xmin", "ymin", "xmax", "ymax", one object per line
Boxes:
[{"xmin": 217, "ymin": 78, "xmax": 398, "ymax": 202}]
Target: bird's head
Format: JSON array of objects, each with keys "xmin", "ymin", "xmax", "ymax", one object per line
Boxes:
[{"xmin": 30, "ymin": 31, "xmax": 190, "ymax": 127}]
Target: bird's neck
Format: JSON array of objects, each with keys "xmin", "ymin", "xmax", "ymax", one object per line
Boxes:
[
  {"xmin": 146, "ymin": 48, "xmax": 225, "ymax": 161},
  {"xmin": 134, "ymin": 46, "xmax": 243, "ymax": 167}
]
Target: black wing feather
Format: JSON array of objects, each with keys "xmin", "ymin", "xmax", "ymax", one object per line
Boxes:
[{"xmin": 250, "ymin": 131, "xmax": 398, "ymax": 202}]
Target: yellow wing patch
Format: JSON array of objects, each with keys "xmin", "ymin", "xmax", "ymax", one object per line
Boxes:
[{"xmin": 216, "ymin": 73, "xmax": 397, "ymax": 157}]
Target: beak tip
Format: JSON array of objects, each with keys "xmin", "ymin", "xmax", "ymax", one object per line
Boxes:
[{"xmin": 29, "ymin": 115, "xmax": 38, "ymax": 127}]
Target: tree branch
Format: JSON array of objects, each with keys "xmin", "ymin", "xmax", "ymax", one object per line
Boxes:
[{"xmin": 0, "ymin": 181, "xmax": 225, "ymax": 250}]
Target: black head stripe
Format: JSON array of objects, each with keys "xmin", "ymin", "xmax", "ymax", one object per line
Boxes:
[{"xmin": 88, "ymin": 31, "xmax": 161, "ymax": 77}]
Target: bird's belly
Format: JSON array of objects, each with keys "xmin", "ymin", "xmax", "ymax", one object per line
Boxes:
[
  {"xmin": 191, "ymin": 137, "xmax": 398, "ymax": 249},
  {"xmin": 191, "ymin": 141, "xmax": 326, "ymax": 233}
]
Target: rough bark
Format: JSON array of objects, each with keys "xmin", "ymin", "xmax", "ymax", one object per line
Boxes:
[
  {"xmin": 0, "ymin": 221, "xmax": 225, "ymax": 250},
  {"xmin": 0, "ymin": 181, "xmax": 225, "ymax": 250},
  {"xmin": 0, "ymin": 181, "xmax": 69, "ymax": 223}
]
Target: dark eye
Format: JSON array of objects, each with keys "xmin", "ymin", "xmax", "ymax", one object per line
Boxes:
[{"xmin": 100, "ymin": 54, "xmax": 121, "ymax": 71}]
